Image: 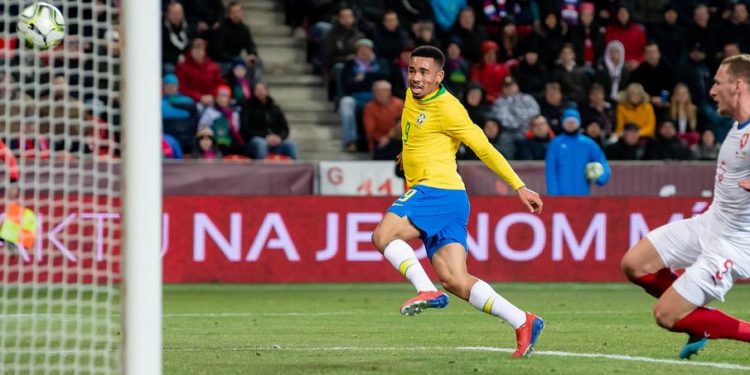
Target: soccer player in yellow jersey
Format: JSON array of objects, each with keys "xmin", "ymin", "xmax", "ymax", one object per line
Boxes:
[{"xmin": 371, "ymin": 46, "xmax": 545, "ymax": 358}]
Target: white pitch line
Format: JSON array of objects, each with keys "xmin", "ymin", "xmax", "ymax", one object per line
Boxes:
[
  {"xmin": 162, "ymin": 345, "xmax": 750, "ymax": 371},
  {"xmin": 460, "ymin": 346, "xmax": 750, "ymax": 371},
  {"xmin": 160, "ymin": 310, "xmax": 637, "ymax": 317},
  {"xmin": 163, "ymin": 312, "xmax": 357, "ymax": 317}
]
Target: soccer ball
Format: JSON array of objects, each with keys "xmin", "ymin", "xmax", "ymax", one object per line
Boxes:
[
  {"xmin": 585, "ymin": 162, "xmax": 604, "ymax": 182},
  {"xmin": 16, "ymin": 2, "xmax": 66, "ymax": 50}
]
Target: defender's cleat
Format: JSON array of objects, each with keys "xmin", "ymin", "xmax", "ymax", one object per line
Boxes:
[
  {"xmin": 679, "ymin": 336, "xmax": 708, "ymax": 359},
  {"xmin": 399, "ymin": 291, "xmax": 449, "ymax": 316},
  {"xmin": 512, "ymin": 312, "xmax": 544, "ymax": 358}
]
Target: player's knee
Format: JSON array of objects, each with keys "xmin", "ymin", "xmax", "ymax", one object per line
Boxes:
[
  {"xmin": 371, "ymin": 230, "xmax": 391, "ymax": 252},
  {"xmin": 652, "ymin": 303, "xmax": 677, "ymax": 329},
  {"xmin": 439, "ymin": 274, "xmax": 470, "ymax": 297},
  {"xmin": 371, "ymin": 232, "xmax": 384, "ymax": 251},
  {"xmin": 620, "ymin": 253, "xmax": 637, "ymax": 279},
  {"xmin": 620, "ymin": 250, "xmax": 645, "ymax": 280},
  {"xmin": 439, "ymin": 279, "xmax": 456, "ymax": 294}
]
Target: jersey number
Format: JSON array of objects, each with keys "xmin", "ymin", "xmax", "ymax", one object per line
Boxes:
[
  {"xmin": 403, "ymin": 122, "xmax": 411, "ymax": 144},
  {"xmin": 397, "ymin": 189, "xmax": 417, "ymax": 202}
]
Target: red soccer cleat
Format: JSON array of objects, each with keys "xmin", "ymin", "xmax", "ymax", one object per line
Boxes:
[
  {"xmin": 399, "ymin": 290, "xmax": 449, "ymax": 316},
  {"xmin": 512, "ymin": 312, "xmax": 545, "ymax": 358}
]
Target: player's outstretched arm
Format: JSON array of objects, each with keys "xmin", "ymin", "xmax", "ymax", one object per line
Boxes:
[
  {"xmin": 740, "ymin": 180, "xmax": 750, "ymax": 192},
  {"xmin": 517, "ymin": 186, "xmax": 543, "ymax": 213}
]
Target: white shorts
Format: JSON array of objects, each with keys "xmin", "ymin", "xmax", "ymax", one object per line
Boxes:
[{"xmin": 646, "ymin": 214, "xmax": 750, "ymax": 306}]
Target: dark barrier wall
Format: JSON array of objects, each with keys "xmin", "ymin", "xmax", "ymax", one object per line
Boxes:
[
  {"xmin": 162, "ymin": 161, "xmax": 714, "ymax": 196},
  {"xmin": 161, "ymin": 196, "xmax": 710, "ymax": 283},
  {"xmin": 163, "ymin": 161, "xmax": 315, "ymax": 195}
]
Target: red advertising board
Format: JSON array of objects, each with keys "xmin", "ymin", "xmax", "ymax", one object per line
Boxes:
[
  {"xmin": 0, "ymin": 196, "xmax": 712, "ymax": 283},
  {"xmin": 161, "ymin": 196, "xmax": 711, "ymax": 283}
]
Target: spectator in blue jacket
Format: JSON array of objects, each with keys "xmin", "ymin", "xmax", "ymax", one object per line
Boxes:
[
  {"xmin": 545, "ymin": 107, "xmax": 611, "ymax": 196},
  {"xmin": 162, "ymin": 73, "xmax": 198, "ymax": 154},
  {"xmin": 162, "ymin": 73, "xmax": 195, "ymax": 120}
]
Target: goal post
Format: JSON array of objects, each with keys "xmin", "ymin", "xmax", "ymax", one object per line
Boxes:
[{"xmin": 121, "ymin": 0, "xmax": 162, "ymax": 373}]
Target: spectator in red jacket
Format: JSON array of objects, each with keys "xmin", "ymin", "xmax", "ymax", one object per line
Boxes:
[
  {"xmin": 604, "ymin": 4, "xmax": 646, "ymax": 69},
  {"xmin": 363, "ymin": 80, "xmax": 404, "ymax": 153},
  {"xmin": 175, "ymin": 37, "xmax": 224, "ymax": 106},
  {"xmin": 470, "ymin": 40, "xmax": 517, "ymax": 103}
]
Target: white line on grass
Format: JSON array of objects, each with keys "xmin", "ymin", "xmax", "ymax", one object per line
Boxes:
[
  {"xmin": 162, "ymin": 345, "xmax": 750, "ymax": 371},
  {"xmin": 460, "ymin": 346, "xmax": 750, "ymax": 371},
  {"xmin": 161, "ymin": 310, "xmax": 636, "ymax": 317},
  {"xmin": 163, "ymin": 312, "xmax": 357, "ymax": 317},
  {"xmin": 0, "ymin": 312, "xmax": 356, "ymax": 319}
]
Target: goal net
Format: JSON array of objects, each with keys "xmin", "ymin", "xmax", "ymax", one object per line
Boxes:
[{"xmin": 1, "ymin": 1, "xmax": 122, "ymax": 373}]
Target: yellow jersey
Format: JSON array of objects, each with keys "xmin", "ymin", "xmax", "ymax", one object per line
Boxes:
[{"xmin": 400, "ymin": 85, "xmax": 525, "ymax": 191}]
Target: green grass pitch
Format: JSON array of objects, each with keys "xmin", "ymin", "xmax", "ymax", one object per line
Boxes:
[{"xmin": 163, "ymin": 283, "xmax": 750, "ymax": 374}]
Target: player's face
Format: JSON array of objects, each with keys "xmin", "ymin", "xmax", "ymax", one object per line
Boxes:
[
  {"xmin": 710, "ymin": 66, "xmax": 739, "ymax": 116},
  {"xmin": 408, "ymin": 56, "xmax": 444, "ymax": 99}
]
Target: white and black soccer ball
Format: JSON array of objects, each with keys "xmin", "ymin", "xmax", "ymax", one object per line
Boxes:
[
  {"xmin": 17, "ymin": 2, "xmax": 66, "ymax": 50},
  {"xmin": 585, "ymin": 162, "xmax": 604, "ymax": 182}
]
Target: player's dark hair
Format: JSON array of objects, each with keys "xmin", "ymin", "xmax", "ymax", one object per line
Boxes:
[
  {"xmin": 722, "ymin": 54, "xmax": 750, "ymax": 84},
  {"xmin": 410, "ymin": 45, "xmax": 445, "ymax": 69}
]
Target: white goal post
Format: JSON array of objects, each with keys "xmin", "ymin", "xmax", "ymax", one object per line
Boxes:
[{"xmin": 121, "ymin": 0, "xmax": 162, "ymax": 374}]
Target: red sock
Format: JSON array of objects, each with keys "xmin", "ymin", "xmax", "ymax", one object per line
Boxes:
[
  {"xmin": 671, "ymin": 307, "xmax": 750, "ymax": 342},
  {"xmin": 633, "ymin": 269, "xmax": 677, "ymax": 298}
]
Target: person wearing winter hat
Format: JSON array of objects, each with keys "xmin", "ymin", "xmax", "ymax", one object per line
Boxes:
[
  {"xmin": 225, "ymin": 57, "xmax": 254, "ymax": 104},
  {"xmin": 193, "ymin": 126, "xmax": 221, "ymax": 160},
  {"xmin": 162, "ymin": 73, "xmax": 195, "ymax": 121},
  {"xmin": 443, "ymin": 37, "xmax": 470, "ymax": 95},
  {"xmin": 470, "ymin": 40, "xmax": 518, "ymax": 103},
  {"xmin": 545, "ymin": 107, "xmax": 611, "ymax": 195},
  {"xmin": 513, "ymin": 38, "xmax": 548, "ymax": 96},
  {"xmin": 197, "ymin": 84, "xmax": 245, "ymax": 156}
]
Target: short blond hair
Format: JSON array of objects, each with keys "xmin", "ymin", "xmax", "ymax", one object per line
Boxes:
[{"xmin": 721, "ymin": 54, "xmax": 750, "ymax": 83}]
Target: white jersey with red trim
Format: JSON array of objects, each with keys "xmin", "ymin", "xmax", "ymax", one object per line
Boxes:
[{"xmin": 706, "ymin": 119, "xmax": 750, "ymax": 248}]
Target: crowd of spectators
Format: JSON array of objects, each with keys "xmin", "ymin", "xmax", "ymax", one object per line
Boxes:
[
  {"xmin": 0, "ymin": 0, "xmax": 741, "ymax": 164},
  {"xmin": 160, "ymin": 0, "xmax": 296, "ymax": 160},
  {"xmin": 287, "ymin": 0, "xmax": 742, "ymax": 161},
  {"xmin": 0, "ymin": 0, "xmax": 296, "ymax": 162}
]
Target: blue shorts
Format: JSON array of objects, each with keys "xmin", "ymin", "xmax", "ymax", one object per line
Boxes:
[{"xmin": 387, "ymin": 185, "xmax": 470, "ymax": 260}]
